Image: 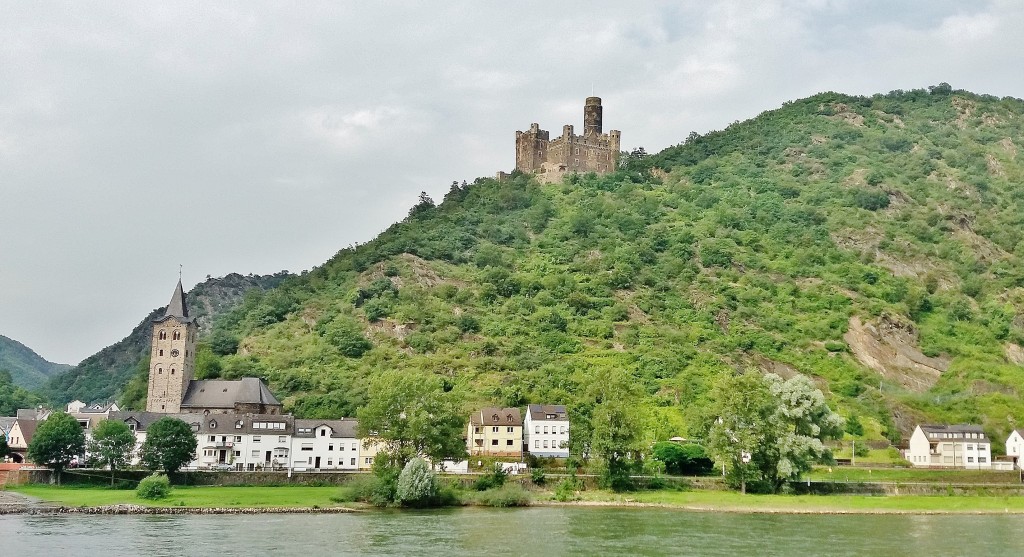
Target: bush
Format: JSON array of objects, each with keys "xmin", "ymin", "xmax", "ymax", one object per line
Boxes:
[
  {"xmin": 554, "ymin": 478, "xmax": 583, "ymax": 502},
  {"xmin": 396, "ymin": 458, "xmax": 438, "ymax": 507},
  {"xmin": 473, "ymin": 484, "xmax": 531, "ymax": 507},
  {"xmin": 473, "ymin": 463, "xmax": 508, "ymax": 491},
  {"xmin": 530, "ymin": 468, "xmax": 546, "ymax": 486},
  {"xmin": 136, "ymin": 473, "xmax": 171, "ymax": 500}
]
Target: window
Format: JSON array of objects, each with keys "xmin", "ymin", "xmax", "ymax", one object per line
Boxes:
[
  {"xmin": 968, "ymin": 457, "xmax": 975, "ymax": 463},
  {"xmin": 208, "ymin": 435, "xmax": 216, "ymax": 442},
  {"xmin": 253, "ymin": 436, "xmax": 261, "ymax": 442},
  {"xmin": 543, "ymin": 441, "xmax": 549, "ymax": 448},
  {"xmin": 301, "ymin": 443, "xmax": 313, "ymax": 451},
  {"xmin": 980, "ymin": 457, "xmax": 988, "ymax": 463},
  {"xmin": 251, "ymin": 450, "xmax": 260, "ymax": 458},
  {"xmin": 561, "ymin": 426, "xmax": 567, "ymax": 434},
  {"xmin": 506, "ymin": 440, "xmax": 513, "ymax": 446},
  {"xmin": 575, "ymin": 147, "xmax": 579, "ymax": 155},
  {"xmin": 507, "ymin": 426, "xmax": 514, "ymax": 433},
  {"xmin": 329, "ymin": 444, "xmax": 334, "ymax": 451},
  {"xmin": 535, "ymin": 440, "xmax": 539, "ymax": 448},
  {"xmin": 507, "ymin": 414, "xmax": 513, "ymax": 423},
  {"xmin": 967, "ymin": 444, "xmax": 974, "ymax": 450},
  {"xmin": 320, "ymin": 429, "xmax": 326, "ymax": 437},
  {"xmin": 543, "ymin": 426, "xmax": 548, "ymax": 434},
  {"xmin": 327, "ymin": 460, "xmax": 333, "ymax": 466},
  {"xmin": 350, "ymin": 458, "xmax": 356, "ymax": 466},
  {"xmin": 159, "ymin": 349, "xmax": 163, "ymax": 356},
  {"xmin": 475, "ymin": 427, "xmax": 482, "ymax": 434},
  {"xmin": 276, "ymin": 436, "xmax": 284, "ymax": 443},
  {"xmin": 171, "ymin": 369, "xmax": 175, "ymax": 375},
  {"xmin": 351, "ymin": 443, "xmax": 357, "ymax": 451},
  {"xmin": 534, "ymin": 426, "xmax": 540, "ymax": 434},
  {"xmin": 491, "ymin": 439, "xmax": 498, "ymax": 446},
  {"xmin": 492, "ymin": 426, "xmax": 498, "ymax": 433},
  {"xmin": 234, "ymin": 451, "xmax": 241, "ymax": 457},
  {"xmin": 234, "ymin": 436, "xmax": 242, "ymax": 442}
]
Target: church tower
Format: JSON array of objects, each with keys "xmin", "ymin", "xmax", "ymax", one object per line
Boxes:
[{"xmin": 146, "ymin": 280, "xmax": 198, "ymax": 413}]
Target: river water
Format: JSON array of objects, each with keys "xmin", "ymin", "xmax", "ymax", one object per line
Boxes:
[{"xmin": 4, "ymin": 507, "xmax": 1024, "ymax": 556}]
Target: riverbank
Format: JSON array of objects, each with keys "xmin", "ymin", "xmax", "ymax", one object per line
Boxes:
[{"xmin": 10, "ymin": 484, "xmax": 1024, "ymax": 515}]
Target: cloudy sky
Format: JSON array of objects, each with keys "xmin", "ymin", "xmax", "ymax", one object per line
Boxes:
[{"xmin": 2, "ymin": 1, "xmax": 1023, "ymax": 365}]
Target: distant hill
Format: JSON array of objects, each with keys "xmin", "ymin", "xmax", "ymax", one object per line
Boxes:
[
  {"xmin": 0, "ymin": 335, "xmax": 71, "ymax": 390},
  {"xmin": 42, "ymin": 272, "xmax": 290, "ymax": 405}
]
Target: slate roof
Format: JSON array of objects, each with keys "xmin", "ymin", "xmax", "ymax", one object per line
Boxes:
[
  {"xmin": 110, "ymin": 411, "xmax": 201, "ymax": 432},
  {"xmin": 180, "ymin": 378, "xmax": 281, "ymax": 410},
  {"xmin": 470, "ymin": 407, "xmax": 522, "ymax": 427},
  {"xmin": 293, "ymin": 418, "xmax": 359, "ymax": 439},
  {"xmin": 16, "ymin": 408, "xmax": 49, "ymax": 421},
  {"xmin": 0, "ymin": 417, "xmax": 16, "ymax": 436},
  {"xmin": 155, "ymin": 279, "xmax": 193, "ymax": 323},
  {"xmin": 527, "ymin": 404, "xmax": 568, "ymax": 421},
  {"xmin": 919, "ymin": 424, "xmax": 988, "ymax": 441}
]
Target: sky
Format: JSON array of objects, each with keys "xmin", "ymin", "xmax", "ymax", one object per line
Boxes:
[{"xmin": 2, "ymin": 1, "xmax": 1024, "ymax": 365}]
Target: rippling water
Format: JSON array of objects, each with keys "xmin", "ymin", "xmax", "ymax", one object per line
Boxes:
[{"xmin": 4, "ymin": 507, "xmax": 1024, "ymax": 556}]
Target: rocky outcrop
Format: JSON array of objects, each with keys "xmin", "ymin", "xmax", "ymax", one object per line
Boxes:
[{"xmin": 844, "ymin": 315, "xmax": 949, "ymax": 392}]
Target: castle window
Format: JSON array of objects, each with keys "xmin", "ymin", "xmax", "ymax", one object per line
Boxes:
[
  {"xmin": 159, "ymin": 350, "xmax": 163, "ymax": 356},
  {"xmin": 171, "ymin": 369, "xmax": 175, "ymax": 375},
  {"xmin": 574, "ymin": 159, "xmax": 579, "ymax": 166},
  {"xmin": 173, "ymin": 331, "xmax": 181, "ymax": 340},
  {"xmin": 574, "ymin": 147, "xmax": 579, "ymax": 155},
  {"xmin": 158, "ymin": 368, "xmax": 163, "ymax": 374},
  {"xmin": 159, "ymin": 330, "xmax": 166, "ymax": 340}
]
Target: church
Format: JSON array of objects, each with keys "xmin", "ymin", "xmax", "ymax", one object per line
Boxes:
[{"xmin": 146, "ymin": 280, "xmax": 282, "ymax": 415}]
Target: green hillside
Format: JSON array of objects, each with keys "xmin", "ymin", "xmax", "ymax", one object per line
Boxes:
[
  {"xmin": 92, "ymin": 85, "xmax": 1024, "ymax": 447},
  {"xmin": 0, "ymin": 335, "xmax": 71, "ymax": 390}
]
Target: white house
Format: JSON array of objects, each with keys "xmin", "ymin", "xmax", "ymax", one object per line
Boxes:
[
  {"xmin": 905, "ymin": 424, "xmax": 992, "ymax": 469},
  {"xmin": 523, "ymin": 404, "xmax": 570, "ymax": 458},
  {"xmin": 1005, "ymin": 429, "xmax": 1024, "ymax": 467},
  {"xmin": 290, "ymin": 419, "xmax": 361, "ymax": 471}
]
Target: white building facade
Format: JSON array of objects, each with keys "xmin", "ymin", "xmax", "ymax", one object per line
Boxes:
[
  {"xmin": 290, "ymin": 419, "xmax": 361, "ymax": 471},
  {"xmin": 905, "ymin": 424, "xmax": 992, "ymax": 469},
  {"xmin": 524, "ymin": 404, "xmax": 570, "ymax": 458}
]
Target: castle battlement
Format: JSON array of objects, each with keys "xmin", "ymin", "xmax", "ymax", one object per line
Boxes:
[{"xmin": 513, "ymin": 97, "xmax": 621, "ymax": 183}]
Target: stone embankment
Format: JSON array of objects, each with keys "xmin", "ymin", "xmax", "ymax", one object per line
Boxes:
[{"xmin": 0, "ymin": 503, "xmax": 357, "ymax": 516}]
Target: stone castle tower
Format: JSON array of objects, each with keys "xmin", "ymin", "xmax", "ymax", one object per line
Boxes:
[
  {"xmin": 146, "ymin": 280, "xmax": 197, "ymax": 413},
  {"xmin": 513, "ymin": 97, "xmax": 621, "ymax": 183}
]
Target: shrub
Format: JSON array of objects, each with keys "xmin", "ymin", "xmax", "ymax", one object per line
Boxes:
[
  {"xmin": 473, "ymin": 463, "xmax": 508, "ymax": 491},
  {"xmin": 554, "ymin": 478, "xmax": 583, "ymax": 502},
  {"xmin": 474, "ymin": 484, "xmax": 531, "ymax": 507},
  {"xmin": 396, "ymin": 458, "xmax": 438, "ymax": 507},
  {"xmin": 530, "ymin": 468, "xmax": 546, "ymax": 486},
  {"xmin": 136, "ymin": 473, "xmax": 171, "ymax": 500}
]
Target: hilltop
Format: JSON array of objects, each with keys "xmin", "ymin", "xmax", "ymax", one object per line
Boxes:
[
  {"xmin": 0, "ymin": 335, "xmax": 71, "ymax": 390},
  {"xmin": 52, "ymin": 85, "xmax": 1024, "ymax": 448}
]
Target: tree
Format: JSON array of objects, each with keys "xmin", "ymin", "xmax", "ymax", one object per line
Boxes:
[
  {"xmin": 87, "ymin": 419, "xmax": 136, "ymax": 485},
  {"xmin": 652, "ymin": 442, "xmax": 714, "ymax": 476},
  {"xmin": 703, "ymin": 372, "xmax": 843, "ymax": 494},
  {"xmin": 27, "ymin": 411, "xmax": 85, "ymax": 484},
  {"xmin": 395, "ymin": 457, "xmax": 438, "ymax": 507},
  {"xmin": 139, "ymin": 418, "xmax": 197, "ymax": 475},
  {"xmin": 586, "ymin": 369, "xmax": 647, "ymax": 491},
  {"xmin": 0, "ymin": 433, "xmax": 10, "ymax": 460},
  {"xmin": 356, "ymin": 370, "xmax": 466, "ymax": 469}
]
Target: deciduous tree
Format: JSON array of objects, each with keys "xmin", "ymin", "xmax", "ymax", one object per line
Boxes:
[
  {"xmin": 27, "ymin": 411, "xmax": 85, "ymax": 484},
  {"xmin": 88, "ymin": 419, "xmax": 136, "ymax": 485},
  {"xmin": 139, "ymin": 418, "xmax": 197, "ymax": 476}
]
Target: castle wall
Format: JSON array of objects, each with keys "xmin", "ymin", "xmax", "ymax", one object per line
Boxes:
[{"xmin": 513, "ymin": 98, "xmax": 621, "ymax": 178}]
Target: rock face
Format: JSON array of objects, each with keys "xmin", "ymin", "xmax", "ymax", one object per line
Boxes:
[
  {"xmin": 844, "ymin": 315, "xmax": 950, "ymax": 392},
  {"xmin": 1006, "ymin": 343, "xmax": 1024, "ymax": 366}
]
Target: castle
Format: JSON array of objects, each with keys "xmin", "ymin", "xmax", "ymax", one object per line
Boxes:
[
  {"xmin": 512, "ymin": 97, "xmax": 621, "ymax": 183},
  {"xmin": 146, "ymin": 280, "xmax": 282, "ymax": 415}
]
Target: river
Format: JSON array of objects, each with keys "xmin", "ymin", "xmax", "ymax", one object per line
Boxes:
[{"xmin": 4, "ymin": 507, "xmax": 1024, "ymax": 556}]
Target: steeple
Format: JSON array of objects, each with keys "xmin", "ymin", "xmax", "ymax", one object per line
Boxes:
[{"xmin": 164, "ymin": 279, "xmax": 189, "ymax": 319}]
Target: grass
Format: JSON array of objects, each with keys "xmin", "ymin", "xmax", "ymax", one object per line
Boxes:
[
  {"xmin": 807, "ymin": 467, "xmax": 1022, "ymax": 484},
  {"xmin": 13, "ymin": 480, "xmax": 1024, "ymax": 514},
  {"xmin": 578, "ymin": 489, "xmax": 1024, "ymax": 513},
  {"xmin": 11, "ymin": 485, "xmax": 350, "ymax": 509}
]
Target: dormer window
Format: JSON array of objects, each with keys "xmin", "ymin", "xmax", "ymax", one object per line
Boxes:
[
  {"xmin": 506, "ymin": 414, "xmax": 513, "ymax": 422},
  {"xmin": 209, "ymin": 420, "xmax": 217, "ymax": 429},
  {"xmin": 491, "ymin": 414, "xmax": 498, "ymax": 421}
]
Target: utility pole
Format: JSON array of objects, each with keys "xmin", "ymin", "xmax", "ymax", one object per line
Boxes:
[{"xmin": 851, "ymin": 440, "xmax": 855, "ymax": 466}]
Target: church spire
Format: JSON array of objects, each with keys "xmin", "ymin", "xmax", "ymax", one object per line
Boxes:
[{"xmin": 164, "ymin": 279, "xmax": 189, "ymax": 319}]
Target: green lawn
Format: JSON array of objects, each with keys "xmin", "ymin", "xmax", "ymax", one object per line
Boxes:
[
  {"xmin": 582, "ymin": 490, "xmax": 1024, "ymax": 513},
  {"xmin": 11, "ymin": 485, "xmax": 350, "ymax": 509},
  {"xmin": 13, "ymin": 483, "xmax": 1024, "ymax": 514},
  {"xmin": 807, "ymin": 467, "xmax": 1022, "ymax": 484}
]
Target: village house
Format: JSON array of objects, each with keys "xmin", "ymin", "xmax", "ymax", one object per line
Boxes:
[
  {"xmin": 905, "ymin": 424, "xmax": 993, "ymax": 469},
  {"xmin": 5, "ymin": 418, "xmax": 37, "ymax": 464},
  {"xmin": 290, "ymin": 419, "xmax": 361, "ymax": 471},
  {"xmin": 467, "ymin": 407, "xmax": 523, "ymax": 458},
  {"xmin": 523, "ymin": 404, "xmax": 570, "ymax": 458},
  {"xmin": 1005, "ymin": 429, "xmax": 1024, "ymax": 468}
]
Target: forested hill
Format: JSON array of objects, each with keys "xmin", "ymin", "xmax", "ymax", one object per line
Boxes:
[
  {"xmin": 44, "ymin": 272, "xmax": 290, "ymax": 405},
  {"xmin": 122, "ymin": 86, "xmax": 1024, "ymax": 446},
  {"xmin": 0, "ymin": 335, "xmax": 71, "ymax": 390}
]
